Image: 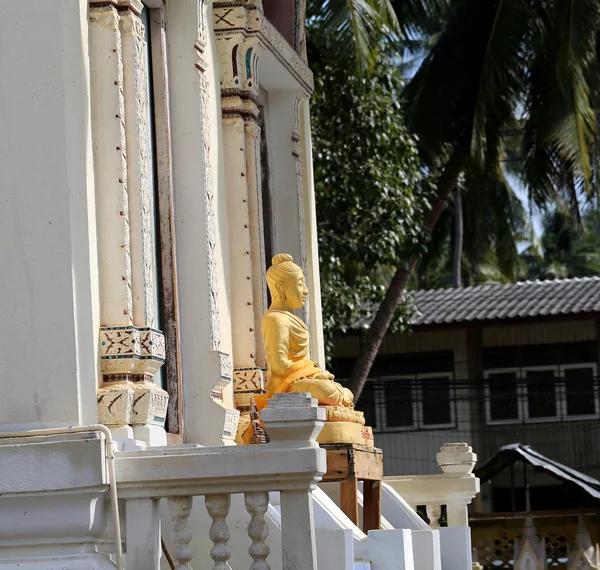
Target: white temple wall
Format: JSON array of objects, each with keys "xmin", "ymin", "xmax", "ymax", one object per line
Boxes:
[
  {"xmin": 0, "ymin": 0, "xmax": 324, "ymax": 447},
  {"xmin": 0, "ymin": 0, "xmax": 100, "ymax": 429}
]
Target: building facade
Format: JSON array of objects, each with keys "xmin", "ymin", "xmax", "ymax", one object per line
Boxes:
[
  {"xmin": 335, "ymin": 279, "xmax": 600, "ymax": 483},
  {"xmin": 0, "ymin": 2, "xmax": 480, "ymax": 568},
  {"xmin": 0, "ymin": 0, "xmax": 323, "ymax": 447}
]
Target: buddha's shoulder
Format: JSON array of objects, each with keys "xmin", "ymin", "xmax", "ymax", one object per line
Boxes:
[{"xmin": 262, "ymin": 310, "xmax": 291, "ymax": 324}]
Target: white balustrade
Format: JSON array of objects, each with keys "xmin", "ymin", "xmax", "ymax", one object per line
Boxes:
[
  {"xmin": 426, "ymin": 504, "xmax": 442, "ymax": 529},
  {"xmin": 385, "ymin": 443, "xmax": 480, "ymax": 529},
  {"xmin": 114, "ymin": 393, "xmax": 326, "ymax": 570},
  {"xmin": 206, "ymin": 494, "xmax": 232, "ymax": 569},
  {"xmin": 245, "ymin": 491, "xmax": 271, "ymax": 570},
  {"xmin": 168, "ymin": 496, "xmax": 194, "ymax": 569}
]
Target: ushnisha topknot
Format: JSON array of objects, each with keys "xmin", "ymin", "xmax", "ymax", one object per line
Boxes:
[
  {"xmin": 266, "ymin": 253, "xmax": 304, "ymax": 299},
  {"xmin": 272, "ymin": 253, "xmax": 294, "ymax": 265}
]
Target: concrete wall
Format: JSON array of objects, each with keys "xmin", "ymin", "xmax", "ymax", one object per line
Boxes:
[{"xmin": 0, "ymin": 0, "xmax": 99, "ymax": 429}]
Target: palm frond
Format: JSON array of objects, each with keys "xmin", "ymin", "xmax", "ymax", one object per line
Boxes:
[{"xmin": 308, "ymin": 0, "xmax": 399, "ymax": 69}]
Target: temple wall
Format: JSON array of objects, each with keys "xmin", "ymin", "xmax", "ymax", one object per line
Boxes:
[
  {"xmin": 0, "ymin": 0, "xmax": 320, "ymax": 450},
  {"xmin": 0, "ymin": 0, "xmax": 100, "ymax": 429}
]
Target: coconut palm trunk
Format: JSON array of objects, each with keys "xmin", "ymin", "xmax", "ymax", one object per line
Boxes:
[
  {"xmin": 452, "ymin": 187, "xmax": 463, "ymax": 287},
  {"xmin": 347, "ymin": 141, "xmax": 469, "ymax": 399}
]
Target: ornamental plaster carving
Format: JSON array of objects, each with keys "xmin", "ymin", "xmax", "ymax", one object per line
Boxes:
[
  {"xmin": 194, "ymin": 24, "xmax": 221, "ymax": 351},
  {"xmin": 131, "ymin": 380, "xmax": 169, "ymax": 425},
  {"xmin": 99, "ymin": 325, "xmax": 166, "ymax": 380},
  {"xmin": 214, "ymin": 1, "xmax": 313, "ymax": 95},
  {"xmin": 211, "ymin": 352, "xmax": 234, "ymax": 402},
  {"xmin": 233, "ymin": 367, "xmax": 265, "ymax": 409},
  {"xmin": 197, "ymin": 0, "xmax": 209, "ymax": 48},
  {"xmin": 234, "ymin": 367, "xmax": 265, "ymax": 392},
  {"xmin": 120, "ymin": 10, "xmax": 159, "ymax": 329},
  {"xmin": 245, "ymin": 119, "xmax": 268, "ymax": 317},
  {"xmin": 98, "ymin": 382, "xmax": 135, "ymax": 426},
  {"xmin": 214, "ymin": 6, "xmax": 248, "ymax": 33},
  {"xmin": 98, "ymin": 326, "xmax": 168, "ymax": 427},
  {"xmin": 219, "ymin": 351, "xmax": 234, "ymax": 380},
  {"xmin": 292, "ymin": 96, "xmax": 308, "ymax": 326},
  {"xmin": 223, "ymin": 408, "xmax": 241, "ymax": 441}
]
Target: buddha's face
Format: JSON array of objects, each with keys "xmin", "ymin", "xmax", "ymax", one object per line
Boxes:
[{"xmin": 282, "ymin": 273, "xmax": 309, "ymax": 310}]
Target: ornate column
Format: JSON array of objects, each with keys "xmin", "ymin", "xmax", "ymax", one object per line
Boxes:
[
  {"xmin": 214, "ymin": 1, "xmax": 267, "ymax": 443},
  {"xmin": 291, "ymin": 94, "xmax": 309, "ymax": 325},
  {"xmin": 89, "ymin": 0, "xmax": 168, "ymax": 443}
]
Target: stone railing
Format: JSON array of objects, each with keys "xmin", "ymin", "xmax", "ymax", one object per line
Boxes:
[
  {"xmin": 114, "ymin": 393, "xmax": 326, "ymax": 570},
  {"xmin": 384, "ymin": 443, "xmax": 480, "ymax": 529}
]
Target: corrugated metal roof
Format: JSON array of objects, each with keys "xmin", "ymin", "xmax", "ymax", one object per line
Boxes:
[
  {"xmin": 475, "ymin": 444, "xmax": 600, "ymax": 500},
  {"xmin": 411, "ymin": 277, "xmax": 600, "ymax": 326}
]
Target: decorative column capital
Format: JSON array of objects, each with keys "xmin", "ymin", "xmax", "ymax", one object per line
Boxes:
[
  {"xmin": 214, "ymin": 2, "xmax": 264, "ymax": 121},
  {"xmin": 98, "ymin": 326, "xmax": 168, "ymax": 428},
  {"xmin": 437, "ymin": 443, "xmax": 477, "ymax": 475}
]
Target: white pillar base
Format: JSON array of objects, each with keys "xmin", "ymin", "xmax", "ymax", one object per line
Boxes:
[
  {"xmin": 133, "ymin": 424, "xmax": 168, "ymax": 447},
  {"xmin": 109, "ymin": 425, "xmax": 134, "ymax": 439}
]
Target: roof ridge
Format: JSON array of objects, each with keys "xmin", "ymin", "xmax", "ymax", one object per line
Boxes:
[
  {"xmin": 412, "ymin": 275, "xmax": 600, "ymax": 296},
  {"xmin": 410, "ymin": 275, "xmax": 600, "ymax": 326}
]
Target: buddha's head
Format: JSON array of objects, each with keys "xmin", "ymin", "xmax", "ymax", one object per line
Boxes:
[{"xmin": 266, "ymin": 253, "xmax": 308, "ymax": 311}]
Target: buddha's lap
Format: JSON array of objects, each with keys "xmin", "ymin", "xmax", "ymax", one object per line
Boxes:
[{"xmin": 289, "ymin": 377, "xmax": 353, "ymax": 406}]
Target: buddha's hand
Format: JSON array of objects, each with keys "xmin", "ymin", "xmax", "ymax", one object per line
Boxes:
[{"xmin": 312, "ymin": 370, "xmax": 335, "ymax": 381}]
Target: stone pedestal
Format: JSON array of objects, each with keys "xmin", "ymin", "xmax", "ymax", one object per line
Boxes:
[{"xmin": 0, "ymin": 433, "xmax": 116, "ymax": 569}]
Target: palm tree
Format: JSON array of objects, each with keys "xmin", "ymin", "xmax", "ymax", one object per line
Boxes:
[
  {"xmin": 307, "ymin": 0, "xmax": 399, "ymax": 69},
  {"xmin": 307, "ymin": 0, "xmax": 446, "ymax": 69},
  {"xmin": 347, "ymin": 0, "xmax": 600, "ymax": 400},
  {"xmin": 523, "ymin": 207, "xmax": 600, "ymax": 279},
  {"xmin": 414, "ymin": 164, "xmax": 531, "ymax": 288}
]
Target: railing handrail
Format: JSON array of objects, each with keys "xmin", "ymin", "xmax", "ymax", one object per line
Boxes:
[
  {"xmin": 115, "ymin": 440, "xmax": 326, "ymax": 499},
  {"xmin": 121, "ymin": 393, "xmax": 326, "ymax": 570}
]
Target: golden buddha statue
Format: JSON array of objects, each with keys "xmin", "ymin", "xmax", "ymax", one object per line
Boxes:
[{"xmin": 253, "ymin": 253, "xmax": 371, "ymax": 445}]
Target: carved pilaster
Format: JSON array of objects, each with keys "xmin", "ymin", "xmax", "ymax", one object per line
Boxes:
[
  {"xmin": 90, "ymin": 0, "xmax": 168, "ymax": 434},
  {"xmin": 120, "ymin": 7, "xmax": 160, "ymax": 330},
  {"xmin": 244, "ymin": 119, "xmax": 268, "ymax": 341},
  {"xmin": 215, "ymin": 3, "xmax": 268, "ymax": 383},
  {"xmin": 292, "ymin": 95, "xmax": 309, "ymax": 325},
  {"xmin": 195, "ymin": 3, "xmax": 221, "ymax": 351},
  {"xmin": 88, "ymin": 2, "xmax": 134, "ymax": 326},
  {"xmin": 292, "ymin": 96, "xmax": 307, "ymax": 273}
]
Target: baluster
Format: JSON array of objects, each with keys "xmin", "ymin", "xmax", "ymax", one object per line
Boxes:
[
  {"xmin": 426, "ymin": 503, "xmax": 442, "ymax": 528},
  {"xmin": 206, "ymin": 493, "xmax": 232, "ymax": 570},
  {"xmin": 168, "ymin": 496, "xmax": 194, "ymax": 569},
  {"xmin": 245, "ymin": 491, "xmax": 271, "ymax": 570},
  {"xmin": 126, "ymin": 498, "xmax": 161, "ymax": 570},
  {"xmin": 279, "ymin": 490, "xmax": 318, "ymax": 570}
]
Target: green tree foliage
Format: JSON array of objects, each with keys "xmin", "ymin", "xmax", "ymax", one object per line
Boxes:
[
  {"xmin": 347, "ymin": 0, "xmax": 600, "ymax": 400},
  {"xmin": 308, "ymin": 26, "xmax": 432, "ymax": 357},
  {"xmin": 307, "ymin": 0, "xmax": 399, "ymax": 70},
  {"xmin": 522, "ymin": 207, "xmax": 600, "ymax": 280},
  {"xmin": 416, "ymin": 166, "xmax": 532, "ymax": 288}
]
